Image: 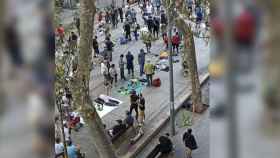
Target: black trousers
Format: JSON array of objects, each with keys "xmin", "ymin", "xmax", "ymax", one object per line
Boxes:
[{"xmin": 130, "ymin": 104, "xmax": 138, "ymax": 120}]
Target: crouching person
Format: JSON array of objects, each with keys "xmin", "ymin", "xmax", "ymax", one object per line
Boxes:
[{"xmin": 147, "ymin": 133, "xmax": 173, "ymax": 158}]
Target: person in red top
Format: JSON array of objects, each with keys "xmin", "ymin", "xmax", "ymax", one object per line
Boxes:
[
  {"xmin": 172, "ymin": 32, "xmax": 180, "ymax": 55},
  {"xmin": 56, "ymin": 24, "xmax": 65, "ymax": 43},
  {"xmin": 162, "ymin": 33, "xmax": 168, "ymax": 50}
]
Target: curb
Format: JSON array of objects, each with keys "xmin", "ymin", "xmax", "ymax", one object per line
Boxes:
[{"xmin": 122, "ymin": 73, "xmax": 210, "ymax": 158}]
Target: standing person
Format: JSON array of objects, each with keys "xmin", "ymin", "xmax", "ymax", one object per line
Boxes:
[
  {"xmin": 130, "ymin": 90, "xmax": 139, "ymax": 121},
  {"xmin": 172, "ymin": 32, "xmax": 180, "ymax": 55},
  {"xmin": 119, "ymin": 54, "xmax": 126, "ymax": 80},
  {"xmin": 153, "ymin": 17, "xmax": 160, "ymax": 38},
  {"xmin": 55, "ymin": 138, "xmax": 64, "ymax": 158},
  {"xmin": 56, "ymin": 24, "xmax": 65, "ymax": 44},
  {"xmin": 124, "ymin": 21, "xmax": 132, "ymax": 41},
  {"xmin": 67, "ymin": 140, "xmax": 78, "ymax": 158},
  {"xmin": 144, "ymin": 60, "xmax": 155, "ymax": 86},
  {"xmin": 138, "ymin": 93, "xmax": 146, "ymax": 123},
  {"xmin": 154, "ymin": 0, "xmax": 161, "ymax": 14},
  {"xmin": 138, "ymin": 49, "xmax": 146, "ymax": 76},
  {"xmin": 147, "ymin": 16, "xmax": 154, "ymax": 33},
  {"xmin": 146, "ymin": 2, "xmax": 153, "ymax": 16},
  {"xmin": 74, "ymin": 17, "xmax": 80, "ymax": 35},
  {"xmin": 133, "ymin": 23, "xmax": 140, "ymax": 41},
  {"xmin": 105, "ymin": 37, "xmax": 114, "ymax": 61},
  {"xmin": 118, "ymin": 7, "xmax": 124, "ymax": 23},
  {"xmin": 131, "ymin": 8, "xmax": 137, "ymax": 23},
  {"xmin": 163, "ymin": 32, "xmax": 169, "ymax": 49},
  {"xmin": 143, "ymin": 32, "xmax": 153, "ymax": 53},
  {"xmin": 160, "ymin": 10, "xmax": 168, "ymax": 33},
  {"xmin": 98, "ymin": 11, "xmax": 103, "ymax": 23},
  {"xmin": 69, "ymin": 32, "xmax": 78, "ymax": 54},
  {"xmin": 183, "ymin": 128, "xmax": 198, "ymax": 158},
  {"xmin": 105, "ymin": 10, "xmax": 110, "ymax": 24},
  {"xmin": 187, "ymin": 0, "xmax": 194, "ymax": 14},
  {"xmin": 92, "ymin": 36, "xmax": 99, "ymax": 57},
  {"xmin": 109, "ymin": 64, "xmax": 118, "ymax": 86},
  {"xmin": 195, "ymin": 5, "xmax": 203, "ymax": 29},
  {"xmin": 126, "ymin": 51, "xmax": 134, "ymax": 77}
]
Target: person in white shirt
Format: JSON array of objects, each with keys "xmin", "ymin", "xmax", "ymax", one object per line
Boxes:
[
  {"xmin": 55, "ymin": 137, "xmax": 64, "ymax": 157},
  {"xmin": 146, "ymin": 2, "xmax": 153, "ymax": 15}
]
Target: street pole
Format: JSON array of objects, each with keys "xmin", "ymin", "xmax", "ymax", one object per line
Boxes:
[
  {"xmin": 57, "ymin": 96, "xmax": 68, "ymax": 158},
  {"xmin": 168, "ymin": 13, "xmax": 176, "ymax": 136},
  {"xmin": 224, "ymin": 0, "xmax": 238, "ymax": 158}
]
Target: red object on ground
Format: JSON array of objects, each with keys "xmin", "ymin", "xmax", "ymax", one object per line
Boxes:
[{"xmin": 152, "ymin": 78, "xmax": 161, "ymax": 87}]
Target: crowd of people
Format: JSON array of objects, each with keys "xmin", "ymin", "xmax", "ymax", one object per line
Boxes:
[
  {"xmin": 54, "ymin": 0, "xmax": 207, "ymax": 157},
  {"xmin": 55, "ymin": 88, "xmax": 86, "ymax": 158}
]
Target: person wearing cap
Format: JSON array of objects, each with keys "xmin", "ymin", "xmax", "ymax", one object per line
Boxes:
[{"xmin": 144, "ymin": 60, "xmax": 155, "ymax": 86}]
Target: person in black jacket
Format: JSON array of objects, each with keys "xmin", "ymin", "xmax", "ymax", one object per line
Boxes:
[
  {"xmin": 118, "ymin": 7, "xmax": 124, "ymax": 23},
  {"xmin": 124, "ymin": 21, "xmax": 132, "ymax": 41},
  {"xmin": 147, "ymin": 16, "xmax": 154, "ymax": 34},
  {"xmin": 92, "ymin": 36, "xmax": 99, "ymax": 57},
  {"xmin": 153, "ymin": 17, "xmax": 160, "ymax": 38},
  {"xmin": 183, "ymin": 128, "xmax": 198, "ymax": 158},
  {"xmin": 147, "ymin": 133, "xmax": 173, "ymax": 158},
  {"xmin": 105, "ymin": 37, "xmax": 114, "ymax": 61}
]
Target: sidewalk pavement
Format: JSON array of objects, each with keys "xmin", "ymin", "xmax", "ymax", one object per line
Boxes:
[
  {"xmin": 69, "ymin": 4, "xmax": 209, "ymax": 158},
  {"xmin": 137, "ymin": 81, "xmax": 209, "ymax": 158}
]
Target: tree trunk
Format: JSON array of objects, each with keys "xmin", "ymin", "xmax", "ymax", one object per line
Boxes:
[
  {"xmin": 72, "ymin": 0, "xmax": 117, "ymax": 157},
  {"xmin": 175, "ymin": 18, "xmax": 204, "ymax": 113},
  {"xmin": 258, "ymin": 0, "xmax": 280, "ymax": 127}
]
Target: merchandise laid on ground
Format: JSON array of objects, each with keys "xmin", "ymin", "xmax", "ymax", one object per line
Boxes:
[{"xmin": 54, "ymin": 1, "xmax": 210, "ymax": 158}]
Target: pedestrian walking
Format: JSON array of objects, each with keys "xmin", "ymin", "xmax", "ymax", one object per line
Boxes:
[
  {"xmin": 138, "ymin": 93, "xmax": 146, "ymax": 123},
  {"xmin": 172, "ymin": 32, "xmax": 180, "ymax": 55},
  {"xmin": 126, "ymin": 51, "xmax": 134, "ymax": 77},
  {"xmin": 138, "ymin": 49, "xmax": 146, "ymax": 76},
  {"xmin": 119, "ymin": 54, "xmax": 126, "ymax": 80},
  {"xmin": 130, "ymin": 90, "xmax": 139, "ymax": 120},
  {"xmin": 183, "ymin": 128, "xmax": 198, "ymax": 158},
  {"xmin": 144, "ymin": 60, "xmax": 155, "ymax": 86},
  {"xmin": 109, "ymin": 64, "xmax": 118, "ymax": 86},
  {"xmin": 92, "ymin": 36, "xmax": 99, "ymax": 57},
  {"xmin": 153, "ymin": 17, "xmax": 160, "ymax": 38},
  {"xmin": 118, "ymin": 7, "xmax": 124, "ymax": 23}
]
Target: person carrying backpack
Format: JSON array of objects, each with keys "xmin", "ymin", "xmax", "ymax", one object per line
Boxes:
[{"xmin": 183, "ymin": 128, "xmax": 198, "ymax": 158}]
